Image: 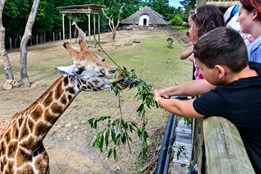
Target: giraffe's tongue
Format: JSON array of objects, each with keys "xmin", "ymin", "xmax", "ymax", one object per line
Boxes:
[{"xmin": 122, "ymin": 79, "xmax": 137, "ymax": 86}]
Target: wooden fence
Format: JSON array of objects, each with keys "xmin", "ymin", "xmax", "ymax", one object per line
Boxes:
[
  {"xmin": 192, "ymin": 117, "xmax": 255, "ymax": 174},
  {"xmin": 7, "ymin": 32, "xmax": 63, "ymax": 50}
]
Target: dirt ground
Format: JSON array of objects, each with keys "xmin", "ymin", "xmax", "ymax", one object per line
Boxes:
[{"xmin": 0, "ymin": 29, "xmax": 188, "ymax": 174}]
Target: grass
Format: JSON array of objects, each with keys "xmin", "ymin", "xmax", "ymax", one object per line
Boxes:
[
  {"xmin": 171, "ymin": 25, "xmax": 189, "ymax": 32},
  {"xmin": 99, "ymin": 32, "xmax": 192, "ymax": 89}
]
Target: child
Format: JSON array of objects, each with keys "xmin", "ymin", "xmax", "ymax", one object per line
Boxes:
[
  {"xmin": 238, "ymin": 0, "xmax": 261, "ymax": 63},
  {"xmin": 180, "ymin": 5, "xmax": 225, "ymax": 80},
  {"xmin": 154, "ymin": 27, "xmax": 261, "ymax": 173}
]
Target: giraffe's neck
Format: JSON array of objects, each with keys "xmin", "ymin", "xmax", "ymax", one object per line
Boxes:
[{"xmin": 16, "ymin": 76, "xmax": 81, "ymax": 151}]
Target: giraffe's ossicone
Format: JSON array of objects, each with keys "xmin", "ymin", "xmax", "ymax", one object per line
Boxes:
[{"xmin": 0, "ymin": 40, "xmax": 123, "ymax": 174}]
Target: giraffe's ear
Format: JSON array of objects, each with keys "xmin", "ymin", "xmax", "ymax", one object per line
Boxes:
[{"xmin": 55, "ymin": 65, "xmax": 75, "ymax": 76}]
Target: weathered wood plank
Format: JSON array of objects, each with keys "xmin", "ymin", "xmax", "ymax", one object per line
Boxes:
[{"xmin": 202, "ymin": 117, "xmax": 255, "ymax": 174}]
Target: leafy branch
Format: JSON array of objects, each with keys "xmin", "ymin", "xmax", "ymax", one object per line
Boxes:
[{"xmin": 88, "ymin": 67, "xmax": 156, "ymax": 160}]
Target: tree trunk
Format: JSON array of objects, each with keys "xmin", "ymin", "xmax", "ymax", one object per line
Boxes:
[
  {"xmin": 20, "ymin": 0, "xmax": 40, "ymax": 87},
  {"xmin": 102, "ymin": 4, "xmax": 125, "ymax": 41},
  {"xmin": 112, "ymin": 29, "xmax": 116, "ymax": 41},
  {"xmin": 0, "ymin": 0, "xmax": 14, "ymax": 81}
]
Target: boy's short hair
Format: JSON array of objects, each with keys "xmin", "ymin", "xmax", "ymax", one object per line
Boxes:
[{"xmin": 194, "ymin": 27, "xmax": 248, "ymax": 72}]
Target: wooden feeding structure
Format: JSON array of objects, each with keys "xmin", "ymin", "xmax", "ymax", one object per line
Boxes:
[{"xmin": 57, "ymin": 4, "xmax": 105, "ymax": 46}]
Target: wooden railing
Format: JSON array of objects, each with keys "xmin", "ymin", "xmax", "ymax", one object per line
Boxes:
[{"xmin": 192, "ymin": 117, "xmax": 255, "ymax": 174}]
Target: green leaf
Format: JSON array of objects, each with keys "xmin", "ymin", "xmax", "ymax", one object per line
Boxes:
[
  {"xmin": 111, "ymin": 128, "xmax": 116, "ymax": 143},
  {"xmin": 113, "ymin": 147, "xmax": 117, "ymax": 160},
  {"xmin": 121, "ymin": 133, "xmax": 126, "ymax": 144},
  {"xmin": 107, "ymin": 148, "xmax": 113, "ymax": 158},
  {"xmin": 105, "ymin": 129, "xmax": 110, "ymax": 149},
  {"xmin": 99, "ymin": 133, "xmax": 104, "ymax": 152}
]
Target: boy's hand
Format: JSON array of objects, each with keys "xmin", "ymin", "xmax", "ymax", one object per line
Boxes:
[
  {"xmin": 153, "ymin": 90, "xmax": 161, "ymax": 101},
  {"xmin": 157, "ymin": 89, "xmax": 170, "ymax": 99}
]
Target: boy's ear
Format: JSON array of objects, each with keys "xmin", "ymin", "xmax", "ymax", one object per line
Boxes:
[{"xmin": 215, "ymin": 65, "xmax": 226, "ymax": 79}]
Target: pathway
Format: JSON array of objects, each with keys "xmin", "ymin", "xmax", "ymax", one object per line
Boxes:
[{"xmin": 172, "ymin": 119, "xmax": 192, "ymax": 174}]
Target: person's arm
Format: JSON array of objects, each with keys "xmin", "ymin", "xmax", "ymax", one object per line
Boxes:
[
  {"xmin": 154, "ymin": 90, "xmax": 204, "ymax": 118},
  {"xmin": 158, "ymin": 79, "xmax": 216, "ymax": 98},
  {"xmin": 180, "ymin": 46, "xmax": 193, "ymax": 60}
]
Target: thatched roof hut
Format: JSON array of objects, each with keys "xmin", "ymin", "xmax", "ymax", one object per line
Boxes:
[{"xmin": 121, "ymin": 6, "xmax": 167, "ymax": 27}]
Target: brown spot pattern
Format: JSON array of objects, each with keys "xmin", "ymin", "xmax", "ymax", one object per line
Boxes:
[
  {"xmin": 55, "ymin": 82, "xmax": 63, "ymax": 100},
  {"xmin": 34, "ymin": 122, "xmax": 49, "ymax": 137},
  {"xmin": 35, "ymin": 154, "xmax": 48, "ymax": 173},
  {"xmin": 60, "ymin": 94, "xmax": 67, "ymax": 105},
  {"xmin": 6, "ymin": 160, "xmax": 14, "ymax": 173},
  {"xmin": 31, "ymin": 105, "xmax": 43, "ymax": 122},
  {"xmin": 63, "ymin": 76, "xmax": 69, "ymax": 86},
  {"xmin": 44, "ymin": 110, "xmax": 57, "ymax": 124},
  {"xmin": 20, "ymin": 136, "xmax": 35, "ymax": 150},
  {"xmin": 43, "ymin": 91, "xmax": 53, "ymax": 107},
  {"xmin": 4, "ymin": 129, "xmax": 11, "ymax": 144},
  {"xmin": 92, "ymin": 79, "xmax": 99, "ymax": 85},
  {"xmin": 27, "ymin": 118, "xmax": 34, "ymax": 133},
  {"xmin": 11, "ymin": 122, "xmax": 19, "ymax": 139},
  {"xmin": 16, "ymin": 148, "xmax": 32, "ymax": 167},
  {"xmin": 0, "ymin": 141, "xmax": 6, "ymax": 156},
  {"xmin": 65, "ymin": 87, "xmax": 75, "ymax": 94},
  {"xmin": 7, "ymin": 142, "xmax": 17, "ymax": 158},
  {"xmin": 19, "ymin": 122, "xmax": 29, "ymax": 140},
  {"xmin": 50, "ymin": 102, "xmax": 63, "ymax": 114}
]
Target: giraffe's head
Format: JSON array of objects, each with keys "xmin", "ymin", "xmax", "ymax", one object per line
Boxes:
[{"xmin": 56, "ymin": 40, "xmax": 123, "ymax": 91}]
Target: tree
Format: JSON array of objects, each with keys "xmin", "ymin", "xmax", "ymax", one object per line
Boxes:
[
  {"xmin": 102, "ymin": 3, "xmax": 125, "ymax": 41},
  {"xmin": 20, "ymin": 0, "xmax": 41, "ymax": 87},
  {"xmin": 0, "ymin": 0, "xmax": 14, "ymax": 84}
]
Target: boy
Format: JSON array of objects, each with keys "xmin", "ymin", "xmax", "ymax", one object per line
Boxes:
[{"xmin": 154, "ymin": 27, "xmax": 261, "ymax": 173}]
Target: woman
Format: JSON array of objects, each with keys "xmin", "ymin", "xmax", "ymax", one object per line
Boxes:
[{"xmin": 238, "ymin": 0, "xmax": 261, "ymax": 62}]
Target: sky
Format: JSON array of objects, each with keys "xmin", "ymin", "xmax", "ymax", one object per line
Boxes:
[{"xmin": 169, "ymin": 0, "xmax": 182, "ymax": 7}]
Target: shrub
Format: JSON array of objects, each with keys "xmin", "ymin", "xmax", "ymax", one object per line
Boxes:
[{"xmin": 169, "ymin": 15, "xmax": 183, "ymax": 26}]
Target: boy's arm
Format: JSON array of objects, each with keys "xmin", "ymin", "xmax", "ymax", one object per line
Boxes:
[
  {"xmin": 158, "ymin": 79, "xmax": 216, "ymax": 98},
  {"xmin": 180, "ymin": 46, "xmax": 193, "ymax": 60},
  {"xmin": 154, "ymin": 90, "xmax": 204, "ymax": 118}
]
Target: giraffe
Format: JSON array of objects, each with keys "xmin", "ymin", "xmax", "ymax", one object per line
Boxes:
[
  {"xmin": 0, "ymin": 39, "xmax": 124, "ymax": 174},
  {"xmin": 132, "ymin": 21, "xmax": 139, "ymax": 31},
  {"xmin": 72, "ymin": 21, "xmax": 87, "ymax": 43}
]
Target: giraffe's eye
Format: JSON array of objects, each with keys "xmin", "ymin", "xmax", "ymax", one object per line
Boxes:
[
  {"xmin": 100, "ymin": 68, "xmax": 106, "ymax": 74},
  {"xmin": 75, "ymin": 67, "xmax": 85, "ymax": 75}
]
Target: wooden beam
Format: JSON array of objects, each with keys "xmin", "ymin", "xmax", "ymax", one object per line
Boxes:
[{"xmin": 202, "ymin": 117, "xmax": 255, "ymax": 174}]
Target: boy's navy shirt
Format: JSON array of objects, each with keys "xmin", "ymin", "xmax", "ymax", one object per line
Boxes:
[{"xmin": 193, "ymin": 62, "xmax": 261, "ymax": 173}]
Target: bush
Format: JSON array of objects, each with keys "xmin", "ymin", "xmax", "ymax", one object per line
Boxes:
[{"xmin": 169, "ymin": 15, "xmax": 183, "ymax": 26}]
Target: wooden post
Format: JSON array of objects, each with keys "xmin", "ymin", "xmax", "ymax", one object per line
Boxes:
[
  {"xmin": 62, "ymin": 13, "xmax": 65, "ymax": 40},
  {"xmin": 69, "ymin": 15, "xmax": 72, "ymax": 39},
  {"xmin": 36, "ymin": 34, "xmax": 38, "ymax": 45},
  {"xmin": 9, "ymin": 37, "xmax": 12, "ymax": 49},
  {"xmin": 202, "ymin": 117, "xmax": 255, "ymax": 174},
  {"xmin": 87, "ymin": 11, "xmax": 91, "ymax": 45},
  {"xmin": 98, "ymin": 14, "xmax": 100, "ymax": 44},
  {"xmin": 93, "ymin": 14, "xmax": 96, "ymax": 47}
]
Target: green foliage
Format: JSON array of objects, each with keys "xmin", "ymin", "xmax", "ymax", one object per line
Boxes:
[
  {"xmin": 88, "ymin": 66, "xmax": 156, "ymax": 160},
  {"xmin": 169, "ymin": 15, "xmax": 183, "ymax": 26},
  {"xmin": 183, "ymin": 118, "xmax": 192, "ymax": 126}
]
